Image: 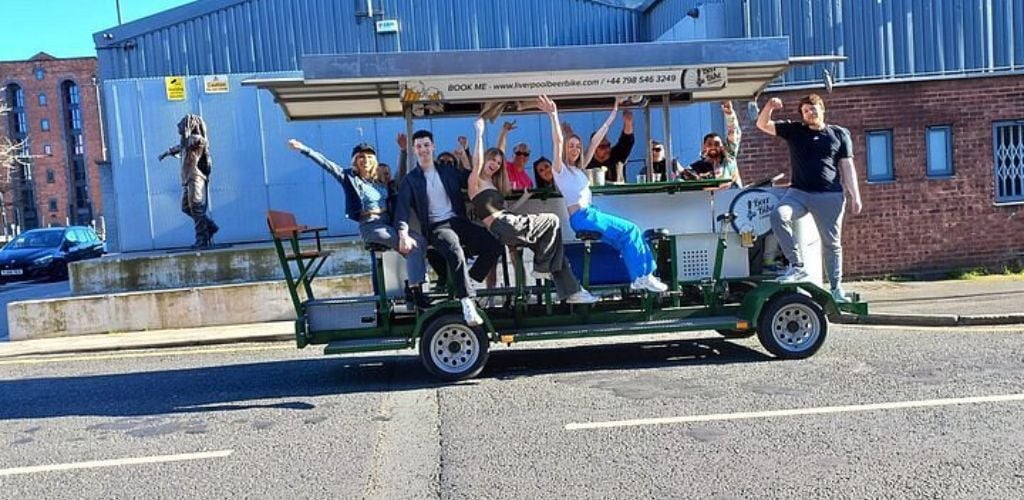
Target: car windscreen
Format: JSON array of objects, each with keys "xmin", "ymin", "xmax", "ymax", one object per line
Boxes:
[{"xmin": 3, "ymin": 231, "xmax": 64, "ymax": 249}]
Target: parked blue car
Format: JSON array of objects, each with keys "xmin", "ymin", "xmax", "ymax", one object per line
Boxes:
[{"xmin": 0, "ymin": 226, "xmax": 105, "ymax": 283}]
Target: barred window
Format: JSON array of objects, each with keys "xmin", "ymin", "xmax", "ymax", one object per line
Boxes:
[{"xmin": 993, "ymin": 121, "xmax": 1024, "ymax": 204}]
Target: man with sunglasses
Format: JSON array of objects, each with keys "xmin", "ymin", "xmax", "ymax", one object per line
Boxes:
[{"xmin": 650, "ymin": 141, "xmax": 684, "ymax": 180}]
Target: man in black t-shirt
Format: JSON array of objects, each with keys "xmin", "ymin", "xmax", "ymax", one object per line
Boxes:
[{"xmin": 756, "ymin": 94, "xmax": 863, "ymax": 302}]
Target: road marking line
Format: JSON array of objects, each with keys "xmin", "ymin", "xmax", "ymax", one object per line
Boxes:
[
  {"xmin": 0, "ymin": 345, "xmax": 290, "ymax": 366},
  {"xmin": 0, "ymin": 450, "xmax": 233, "ymax": 476},
  {"xmin": 565, "ymin": 393, "xmax": 1024, "ymax": 431}
]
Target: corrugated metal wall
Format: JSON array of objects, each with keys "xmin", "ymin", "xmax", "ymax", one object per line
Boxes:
[
  {"xmin": 643, "ymin": 0, "xmax": 744, "ymax": 42},
  {"xmin": 746, "ymin": 0, "xmax": 1024, "ymax": 84},
  {"xmin": 103, "ymin": 74, "xmax": 660, "ymax": 251},
  {"xmin": 96, "ymin": 0, "xmax": 642, "ymax": 80}
]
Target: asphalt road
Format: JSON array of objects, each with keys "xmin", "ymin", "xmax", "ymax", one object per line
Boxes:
[
  {"xmin": 2, "ymin": 325, "xmax": 1023, "ymax": 499},
  {"xmin": 0, "ymin": 280, "xmax": 72, "ymax": 341}
]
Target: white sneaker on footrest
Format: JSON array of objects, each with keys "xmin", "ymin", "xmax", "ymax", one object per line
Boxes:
[
  {"xmin": 531, "ymin": 270, "xmax": 553, "ymax": 281},
  {"xmin": 630, "ymin": 274, "xmax": 668, "ymax": 293},
  {"xmin": 565, "ymin": 289, "xmax": 599, "ymax": 304}
]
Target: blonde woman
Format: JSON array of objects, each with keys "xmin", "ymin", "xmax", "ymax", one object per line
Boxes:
[{"xmin": 287, "ymin": 139, "xmax": 430, "ymax": 308}]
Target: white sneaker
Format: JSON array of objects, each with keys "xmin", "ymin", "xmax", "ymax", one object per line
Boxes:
[
  {"xmin": 630, "ymin": 274, "xmax": 668, "ymax": 293},
  {"xmin": 460, "ymin": 298, "xmax": 483, "ymax": 326},
  {"xmin": 531, "ymin": 270, "xmax": 553, "ymax": 281},
  {"xmin": 565, "ymin": 289, "xmax": 599, "ymax": 304},
  {"xmin": 776, "ymin": 265, "xmax": 810, "ymax": 283}
]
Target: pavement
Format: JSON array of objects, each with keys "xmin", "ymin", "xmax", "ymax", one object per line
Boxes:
[{"xmin": 1, "ymin": 276, "xmax": 1022, "ymax": 359}]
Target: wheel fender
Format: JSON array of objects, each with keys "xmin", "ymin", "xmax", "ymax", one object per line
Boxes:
[{"xmin": 740, "ymin": 282, "xmax": 840, "ymax": 324}]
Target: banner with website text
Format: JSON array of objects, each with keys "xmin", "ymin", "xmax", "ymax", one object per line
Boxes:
[{"xmin": 399, "ymin": 67, "xmax": 726, "ymax": 102}]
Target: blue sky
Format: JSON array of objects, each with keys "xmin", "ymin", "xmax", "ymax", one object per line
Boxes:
[{"xmin": 1, "ymin": 0, "xmax": 195, "ymax": 61}]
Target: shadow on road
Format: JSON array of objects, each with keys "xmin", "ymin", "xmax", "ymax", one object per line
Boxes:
[{"xmin": 0, "ymin": 337, "xmax": 771, "ymax": 420}]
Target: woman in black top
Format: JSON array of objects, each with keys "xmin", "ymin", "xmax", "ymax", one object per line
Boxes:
[{"xmin": 468, "ymin": 118, "xmax": 596, "ymax": 305}]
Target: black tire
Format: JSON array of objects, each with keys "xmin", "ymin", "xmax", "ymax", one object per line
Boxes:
[
  {"xmin": 756, "ymin": 292, "xmax": 827, "ymax": 359},
  {"xmin": 419, "ymin": 313, "xmax": 490, "ymax": 382},
  {"xmin": 47, "ymin": 261, "xmax": 69, "ymax": 282},
  {"xmin": 716, "ymin": 329, "xmax": 756, "ymax": 339}
]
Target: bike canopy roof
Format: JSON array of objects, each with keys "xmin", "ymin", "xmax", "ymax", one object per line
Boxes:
[{"xmin": 244, "ymin": 37, "xmax": 842, "ymax": 121}]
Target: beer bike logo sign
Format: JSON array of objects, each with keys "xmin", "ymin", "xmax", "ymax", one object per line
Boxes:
[
  {"xmin": 400, "ymin": 67, "xmax": 727, "ymax": 102},
  {"xmin": 729, "ymin": 188, "xmax": 779, "ymax": 237}
]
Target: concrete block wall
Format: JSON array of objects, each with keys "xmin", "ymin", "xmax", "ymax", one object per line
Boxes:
[
  {"xmin": 69, "ymin": 238, "xmax": 369, "ymax": 295},
  {"xmin": 8, "ymin": 274, "xmax": 371, "ymax": 340}
]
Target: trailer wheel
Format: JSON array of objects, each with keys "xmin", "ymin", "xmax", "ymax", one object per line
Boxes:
[
  {"xmin": 715, "ymin": 329, "xmax": 755, "ymax": 339},
  {"xmin": 419, "ymin": 314, "xmax": 490, "ymax": 381},
  {"xmin": 756, "ymin": 292, "xmax": 827, "ymax": 359}
]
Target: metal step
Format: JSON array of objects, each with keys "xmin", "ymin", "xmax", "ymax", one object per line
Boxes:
[
  {"xmin": 510, "ymin": 316, "xmax": 743, "ymax": 342},
  {"xmin": 324, "ymin": 337, "xmax": 412, "ymax": 355}
]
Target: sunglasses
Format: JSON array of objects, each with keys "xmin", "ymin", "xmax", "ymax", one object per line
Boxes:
[
  {"xmin": 515, "ymin": 151, "xmax": 530, "ymax": 157},
  {"xmin": 598, "ymin": 143, "xmax": 611, "ymax": 149},
  {"xmin": 652, "ymin": 147, "xmax": 663, "ymax": 152}
]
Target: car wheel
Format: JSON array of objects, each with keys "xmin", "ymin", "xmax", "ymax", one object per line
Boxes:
[
  {"xmin": 49, "ymin": 261, "xmax": 69, "ymax": 282},
  {"xmin": 419, "ymin": 314, "xmax": 490, "ymax": 382},
  {"xmin": 756, "ymin": 292, "xmax": 827, "ymax": 359}
]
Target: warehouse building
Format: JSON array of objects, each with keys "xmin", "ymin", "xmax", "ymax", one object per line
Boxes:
[{"xmin": 93, "ymin": 0, "xmax": 1024, "ymax": 276}]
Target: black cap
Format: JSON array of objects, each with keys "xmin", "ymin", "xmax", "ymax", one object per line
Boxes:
[{"xmin": 351, "ymin": 142, "xmax": 377, "ymax": 159}]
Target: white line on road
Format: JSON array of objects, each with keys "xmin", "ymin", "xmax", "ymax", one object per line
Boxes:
[
  {"xmin": 565, "ymin": 393, "xmax": 1024, "ymax": 431},
  {"xmin": 0, "ymin": 450, "xmax": 233, "ymax": 476}
]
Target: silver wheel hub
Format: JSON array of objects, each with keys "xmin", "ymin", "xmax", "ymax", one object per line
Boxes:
[
  {"xmin": 429, "ymin": 324, "xmax": 479, "ymax": 374},
  {"xmin": 770, "ymin": 303, "xmax": 820, "ymax": 352}
]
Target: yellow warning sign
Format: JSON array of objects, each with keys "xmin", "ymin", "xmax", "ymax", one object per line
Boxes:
[{"xmin": 165, "ymin": 76, "xmax": 186, "ymax": 101}]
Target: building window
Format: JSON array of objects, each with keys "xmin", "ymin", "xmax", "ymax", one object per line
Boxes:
[
  {"xmin": 73, "ymin": 134, "xmax": 84, "ymax": 155},
  {"xmin": 48, "ymin": 199, "xmax": 58, "ymax": 212},
  {"xmin": 38, "ymin": 93, "xmax": 47, "ymax": 106},
  {"xmin": 46, "ymin": 169, "xmax": 55, "ymax": 183},
  {"xmin": 926, "ymin": 126, "xmax": 954, "ymax": 178},
  {"xmin": 866, "ymin": 130, "xmax": 894, "ymax": 182},
  {"xmin": 993, "ymin": 121, "xmax": 1024, "ymax": 204},
  {"xmin": 41, "ymin": 119, "xmax": 50, "ymax": 131},
  {"xmin": 35, "ymin": 68, "xmax": 45, "ymax": 80},
  {"xmin": 4, "ymin": 83, "xmax": 27, "ymax": 135},
  {"xmin": 43, "ymin": 144, "xmax": 52, "ymax": 156}
]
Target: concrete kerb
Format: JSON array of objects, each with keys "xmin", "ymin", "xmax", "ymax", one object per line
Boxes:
[{"xmin": 836, "ymin": 313, "xmax": 1024, "ymax": 327}]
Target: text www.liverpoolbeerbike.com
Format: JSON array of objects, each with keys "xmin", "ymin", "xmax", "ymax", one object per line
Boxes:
[{"xmin": 488, "ymin": 78, "xmax": 601, "ymax": 90}]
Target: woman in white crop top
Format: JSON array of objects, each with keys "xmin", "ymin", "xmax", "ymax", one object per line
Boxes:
[{"xmin": 536, "ymin": 95, "xmax": 667, "ymax": 293}]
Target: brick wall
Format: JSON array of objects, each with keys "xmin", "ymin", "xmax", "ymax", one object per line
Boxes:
[
  {"xmin": 0, "ymin": 54, "xmax": 104, "ymax": 231},
  {"xmin": 740, "ymin": 74, "xmax": 1024, "ymax": 277}
]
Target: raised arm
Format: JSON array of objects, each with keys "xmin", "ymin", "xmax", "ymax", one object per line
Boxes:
[
  {"xmin": 496, "ymin": 121, "xmax": 516, "ymax": 155},
  {"xmin": 756, "ymin": 98, "xmax": 782, "ymax": 136},
  {"xmin": 582, "ymin": 98, "xmax": 619, "ymax": 167},
  {"xmin": 722, "ymin": 101, "xmax": 741, "ymax": 157},
  {"xmin": 396, "ymin": 133, "xmax": 409, "ymax": 180},
  {"xmin": 469, "ymin": 118, "xmax": 486, "ymax": 197},
  {"xmin": 536, "ymin": 95, "xmax": 564, "ymax": 174},
  {"xmin": 287, "ymin": 138, "xmax": 348, "ymax": 183},
  {"xmin": 453, "ymin": 135, "xmax": 471, "ymax": 171}
]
